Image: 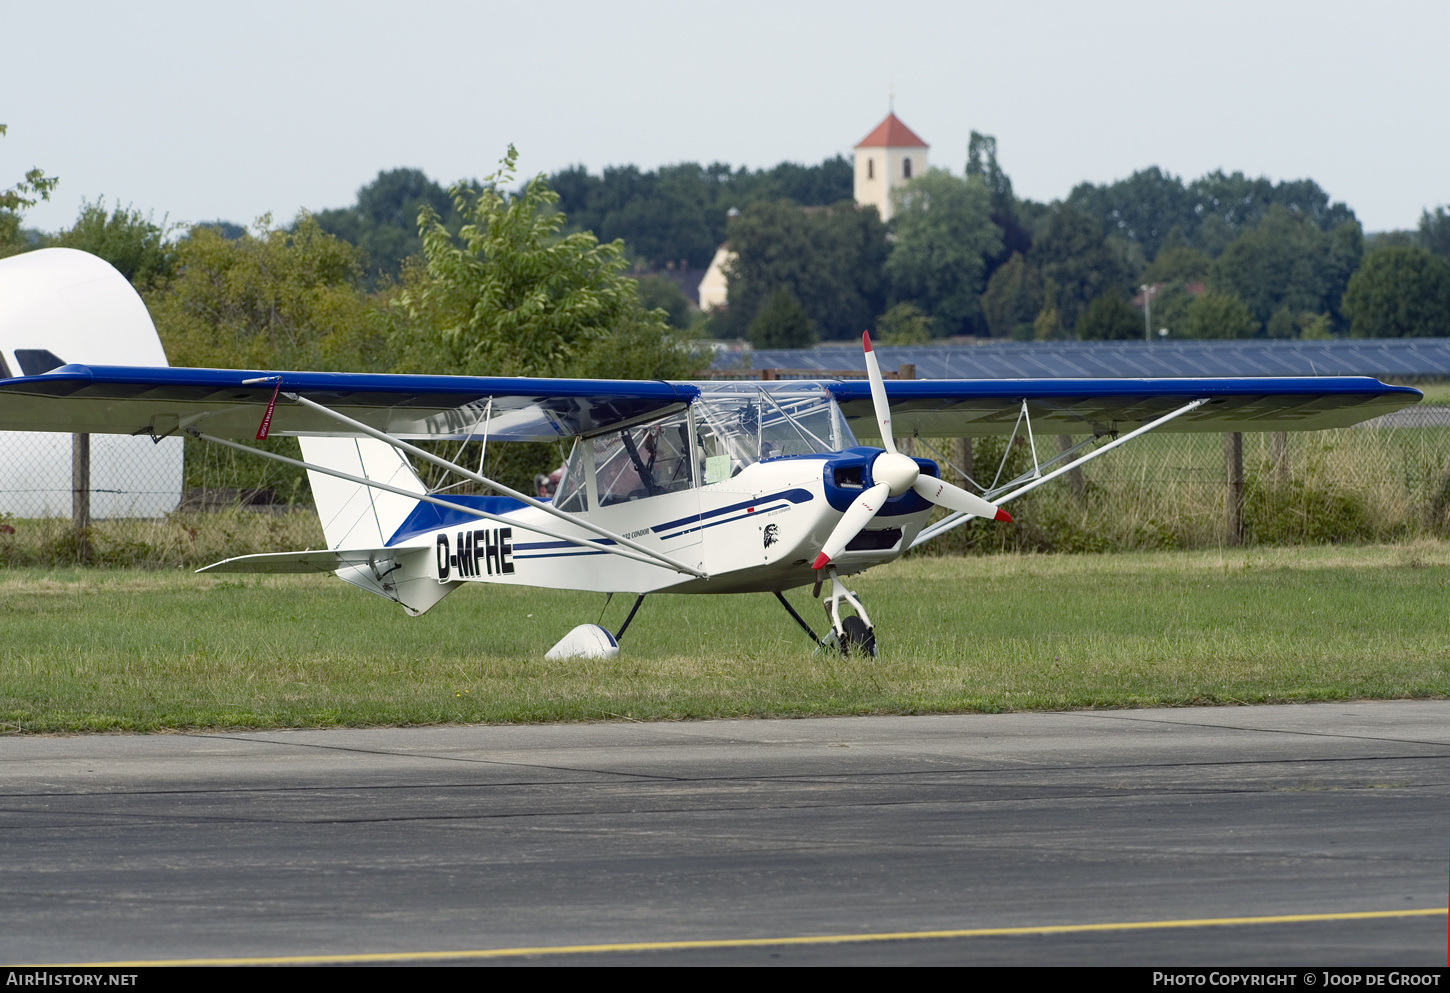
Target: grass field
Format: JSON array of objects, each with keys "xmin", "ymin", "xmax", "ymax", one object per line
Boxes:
[{"xmin": 2, "ymin": 541, "xmax": 1447, "ymax": 734}]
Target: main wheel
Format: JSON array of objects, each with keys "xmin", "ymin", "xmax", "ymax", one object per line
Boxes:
[{"xmin": 840, "ymin": 615, "xmax": 877, "ymax": 658}]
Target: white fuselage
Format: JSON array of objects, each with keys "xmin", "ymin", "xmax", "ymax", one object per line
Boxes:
[{"xmin": 391, "ymin": 455, "xmax": 931, "ymax": 596}]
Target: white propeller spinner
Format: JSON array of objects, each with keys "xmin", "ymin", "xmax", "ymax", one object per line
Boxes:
[{"xmin": 812, "ymin": 331, "xmax": 1011, "ymax": 571}]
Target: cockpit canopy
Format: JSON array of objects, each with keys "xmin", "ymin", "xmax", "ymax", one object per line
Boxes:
[{"xmin": 555, "ymin": 383, "xmax": 857, "ymax": 511}]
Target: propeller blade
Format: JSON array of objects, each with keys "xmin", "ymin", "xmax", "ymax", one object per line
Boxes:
[
  {"xmin": 912, "ymin": 476, "xmax": 1012, "ymax": 523},
  {"xmin": 862, "ymin": 331, "xmax": 896, "ymax": 456},
  {"xmin": 813, "ymin": 481, "xmax": 891, "ymax": 570}
]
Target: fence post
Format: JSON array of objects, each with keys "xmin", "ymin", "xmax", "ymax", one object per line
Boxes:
[
  {"xmin": 895, "ymin": 363, "xmax": 915, "ymax": 456},
  {"xmin": 1057, "ymin": 435, "xmax": 1086, "ymax": 505},
  {"xmin": 72, "ymin": 432, "xmax": 91, "ymax": 561},
  {"xmin": 953, "ymin": 437, "xmax": 973, "ymax": 488},
  {"xmin": 1270, "ymin": 431, "xmax": 1288, "ymax": 487},
  {"xmin": 1225, "ymin": 431, "xmax": 1244, "ymax": 545}
]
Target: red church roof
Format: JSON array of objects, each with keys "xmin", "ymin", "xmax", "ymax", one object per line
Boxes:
[{"xmin": 854, "ymin": 112, "xmax": 928, "ymax": 149}]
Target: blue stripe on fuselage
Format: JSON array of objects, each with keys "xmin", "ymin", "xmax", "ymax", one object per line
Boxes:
[
  {"xmin": 508, "ymin": 488, "xmax": 816, "ymax": 557},
  {"xmin": 387, "ymin": 494, "xmax": 530, "ymax": 545},
  {"xmin": 392, "ymin": 487, "xmax": 817, "ymax": 555},
  {"xmin": 650, "ymin": 488, "xmax": 814, "ymax": 535}
]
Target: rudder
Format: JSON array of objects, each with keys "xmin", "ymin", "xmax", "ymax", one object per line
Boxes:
[{"xmin": 299, "ymin": 436, "xmax": 426, "ymax": 550}]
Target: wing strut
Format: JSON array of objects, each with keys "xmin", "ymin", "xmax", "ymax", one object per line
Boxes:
[
  {"xmin": 910, "ymin": 397, "xmax": 1210, "ymax": 549},
  {"xmin": 190, "ymin": 430, "xmax": 700, "ymax": 576},
  {"xmin": 278, "ymin": 392, "xmax": 708, "ymax": 579}
]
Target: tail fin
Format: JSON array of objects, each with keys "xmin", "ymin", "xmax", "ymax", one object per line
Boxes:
[
  {"xmin": 299, "ymin": 436, "xmax": 426, "ymax": 550},
  {"xmin": 212, "ymin": 438, "xmax": 457, "ymax": 618}
]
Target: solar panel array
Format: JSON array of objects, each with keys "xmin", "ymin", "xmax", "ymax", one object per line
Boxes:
[{"xmin": 726, "ymin": 339, "xmax": 1450, "ymax": 380}]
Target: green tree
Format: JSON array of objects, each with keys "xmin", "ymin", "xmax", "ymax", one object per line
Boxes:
[
  {"xmin": 196, "ymin": 220, "xmax": 247, "ymax": 240},
  {"xmin": 1033, "ymin": 303, "xmax": 1063, "ymax": 341},
  {"xmin": 876, "ymin": 302, "xmax": 933, "ymax": 344},
  {"xmin": 1143, "ymin": 283, "xmax": 1196, "ymax": 338},
  {"xmin": 980, "ymin": 251, "xmax": 1042, "ymax": 339},
  {"xmin": 884, "ymin": 170, "xmax": 1002, "ymax": 336},
  {"xmin": 1142, "ymin": 243, "xmax": 1211, "ymax": 284},
  {"xmin": 147, "ymin": 214, "xmax": 389, "ymax": 371},
  {"xmin": 721, "ymin": 200, "xmax": 888, "ymax": 340},
  {"xmin": 1209, "ymin": 205, "xmax": 1362, "ymax": 327},
  {"xmin": 1341, "ymin": 246, "xmax": 1450, "ymax": 338},
  {"xmin": 1067, "ymin": 167, "xmax": 1356, "ymax": 260},
  {"xmin": 1420, "ymin": 206, "xmax": 1450, "ymax": 259},
  {"xmin": 1299, "ymin": 312, "xmax": 1334, "ymax": 339},
  {"xmin": 1, "ymin": 124, "xmax": 57, "ymax": 259},
  {"xmin": 1180, "ymin": 291, "xmax": 1259, "ymax": 339},
  {"xmin": 1066, "ymin": 167, "xmax": 1196, "ymax": 261},
  {"xmin": 49, "ymin": 199, "xmax": 173, "ymax": 289},
  {"xmin": 1266, "ymin": 307, "xmax": 1298, "ymax": 340},
  {"xmin": 635, "ymin": 273, "xmax": 694, "ymax": 330},
  {"xmin": 314, "ymin": 168, "xmax": 460, "ymax": 287},
  {"xmin": 1076, "ymin": 291, "xmax": 1143, "ymax": 340},
  {"xmin": 549, "ymin": 156, "xmax": 854, "ymax": 270},
  {"xmin": 1028, "ymin": 204, "xmax": 1127, "ymax": 333},
  {"xmin": 965, "ymin": 131, "xmax": 1034, "ymax": 290},
  {"xmin": 394, "ymin": 146, "xmax": 692, "ymax": 380},
  {"xmin": 966, "ymin": 131, "xmax": 1015, "ymax": 217},
  {"xmin": 748, "ymin": 287, "xmax": 816, "ymax": 348}
]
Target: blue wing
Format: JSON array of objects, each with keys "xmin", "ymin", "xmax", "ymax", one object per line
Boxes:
[
  {"xmin": 0, "ymin": 364, "xmax": 1418, "ymax": 441},
  {"xmin": 848, "ymin": 377, "xmax": 1420, "ymax": 436},
  {"xmin": 0, "ymin": 364, "xmax": 698, "ymax": 441}
]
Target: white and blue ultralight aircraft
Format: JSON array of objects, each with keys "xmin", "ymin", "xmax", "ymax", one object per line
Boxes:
[{"xmin": 0, "ymin": 332, "xmax": 1421, "ymax": 657}]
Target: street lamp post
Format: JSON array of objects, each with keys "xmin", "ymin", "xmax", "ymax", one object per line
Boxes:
[{"xmin": 1140, "ymin": 283, "xmax": 1156, "ymax": 343}]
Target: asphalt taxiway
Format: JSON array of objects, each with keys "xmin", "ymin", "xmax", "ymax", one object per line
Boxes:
[{"xmin": 1, "ymin": 701, "xmax": 1446, "ymax": 966}]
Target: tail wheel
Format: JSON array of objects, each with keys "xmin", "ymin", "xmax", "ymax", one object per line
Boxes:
[{"xmin": 840, "ymin": 615, "xmax": 877, "ymax": 658}]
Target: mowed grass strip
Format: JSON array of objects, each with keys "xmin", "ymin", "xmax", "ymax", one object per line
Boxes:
[{"xmin": 1, "ymin": 541, "xmax": 1448, "ymax": 733}]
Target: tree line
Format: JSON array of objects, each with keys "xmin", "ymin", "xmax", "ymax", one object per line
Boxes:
[
  {"xmin": 305, "ymin": 140, "xmax": 1450, "ymax": 347},
  {"xmin": 716, "ymin": 139, "xmax": 1450, "ymax": 347},
  {"xmin": 4, "ymin": 123, "xmax": 1450, "ymax": 370}
]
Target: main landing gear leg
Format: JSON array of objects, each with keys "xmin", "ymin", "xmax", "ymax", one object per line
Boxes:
[
  {"xmin": 815, "ymin": 570, "xmax": 877, "ymax": 658},
  {"xmin": 615, "ymin": 594, "xmax": 646, "ymax": 641}
]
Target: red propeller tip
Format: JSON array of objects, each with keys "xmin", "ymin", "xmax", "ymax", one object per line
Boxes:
[
  {"xmin": 994, "ymin": 508, "xmax": 1013, "ymax": 523},
  {"xmin": 812, "ymin": 553, "xmax": 831, "ymax": 570},
  {"xmin": 862, "ymin": 330, "xmax": 873, "ymax": 353}
]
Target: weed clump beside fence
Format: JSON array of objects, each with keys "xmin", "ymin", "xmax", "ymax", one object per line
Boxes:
[
  {"xmin": 922, "ymin": 426, "xmax": 1450, "ymax": 555},
  {"xmin": 0, "ymin": 510, "xmax": 324, "ymax": 569}
]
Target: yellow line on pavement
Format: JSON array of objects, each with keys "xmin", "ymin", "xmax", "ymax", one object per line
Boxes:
[{"xmin": 39, "ymin": 907, "xmax": 1448, "ymax": 967}]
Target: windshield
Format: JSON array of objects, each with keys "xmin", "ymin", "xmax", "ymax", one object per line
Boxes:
[{"xmin": 693, "ymin": 383, "xmax": 855, "ymax": 483}]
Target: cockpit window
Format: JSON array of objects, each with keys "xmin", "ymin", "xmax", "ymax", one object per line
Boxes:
[
  {"xmin": 595, "ymin": 410, "xmax": 694, "ymax": 506},
  {"xmin": 553, "ymin": 386, "xmax": 855, "ymax": 509},
  {"xmin": 554, "ymin": 438, "xmax": 588, "ymax": 513},
  {"xmin": 693, "ymin": 384, "xmax": 855, "ymax": 481}
]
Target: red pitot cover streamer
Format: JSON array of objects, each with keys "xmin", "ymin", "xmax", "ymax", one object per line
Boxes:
[{"xmin": 255, "ymin": 379, "xmax": 282, "ymax": 440}]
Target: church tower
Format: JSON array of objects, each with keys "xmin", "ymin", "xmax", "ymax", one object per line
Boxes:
[{"xmin": 853, "ymin": 112, "xmax": 928, "ymax": 222}]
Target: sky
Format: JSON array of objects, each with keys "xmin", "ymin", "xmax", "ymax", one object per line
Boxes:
[{"xmin": 4, "ymin": 0, "xmax": 1447, "ymax": 236}]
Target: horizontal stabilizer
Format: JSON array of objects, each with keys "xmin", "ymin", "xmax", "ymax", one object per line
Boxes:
[
  {"xmin": 197, "ymin": 549, "xmax": 363, "ymax": 574},
  {"xmin": 198, "ymin": 547, "xmax": 460, "ymax": 617}
]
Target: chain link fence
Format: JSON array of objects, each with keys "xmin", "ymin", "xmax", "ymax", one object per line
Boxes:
[
  {"xmin": 917, "ymin": 422, "xmax": 1450, "ymax": 554},
  {"xmin": 0, "ymin": 420, "xmax": 1447, "ymax": 568}
]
